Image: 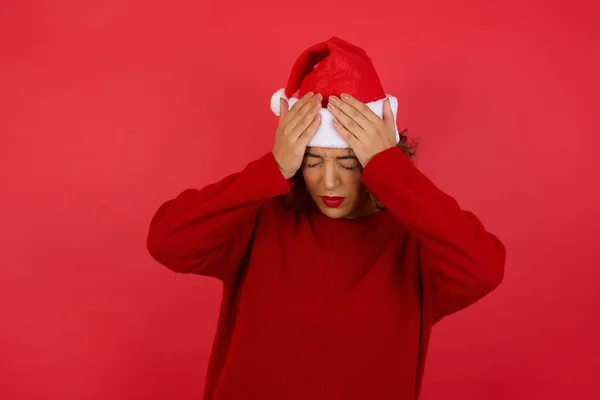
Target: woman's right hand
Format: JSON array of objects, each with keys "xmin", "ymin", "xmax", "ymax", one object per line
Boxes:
[{"xmin": 272, "ymin": 92, "xmax": 322, "ymax": 179}]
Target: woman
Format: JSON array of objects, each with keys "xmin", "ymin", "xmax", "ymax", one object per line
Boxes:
[{"xmin": 146, "ymin": 37, "xmax": 506, "ymax": 400}]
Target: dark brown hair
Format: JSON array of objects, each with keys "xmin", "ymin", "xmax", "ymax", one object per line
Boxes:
[{"xmin": 284, "ymin": 129, "xmax": 419, "ymax": 211}]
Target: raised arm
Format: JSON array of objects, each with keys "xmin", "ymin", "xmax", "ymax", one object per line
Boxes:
[
  {"xmin": 361, "ymin": 146, "xmax": 506, "ymax": 322},
  {"xmin": 146, "ymin": 152, "xmax": 290, "ymax": 281},
  {"xmin": 147, "ymin": 92, "xmax": 323, "ymax": 281}
]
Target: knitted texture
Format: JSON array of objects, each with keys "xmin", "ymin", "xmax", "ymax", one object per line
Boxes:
[{"xmin": 146, "ymin": 146, "xmax": 506, "ymax": 399}]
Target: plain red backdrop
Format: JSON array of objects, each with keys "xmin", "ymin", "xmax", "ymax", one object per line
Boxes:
[{"xmin": 1, "ymin": 0, "xmax": 598, "ymax": 399}]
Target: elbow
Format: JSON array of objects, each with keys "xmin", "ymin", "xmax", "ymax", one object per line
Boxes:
[
  {"xmin": 146, "ymin": 212, "xmax": 167, "ymax": 259},
  {"xmin": 146, "ymin": 223, "xmax": 187, "ymax": 274},
  {"xmin": 480, "ymin": 260, "xmax": 504, "ymax": 297},
  {"xmin": 146, "ymin": 225, "xmax": 215, "ymax": 275},
  {"xmin": 145, "ymin": 200, "xmax": 190, "ymax": 274},
  {"xmin": 146, "ymin": 201, "xmax": 173, "ymax": 265},
  {"xmin": 477, "ymin": 234, "xmax": 506, "ymax": 296},
  {"xmin": 146, "ymin": 229, "xmax": 177, "ymax": 272},
  {"xmin": 461, "ymin": 258, "xmax": 503, "ymax": 311}
]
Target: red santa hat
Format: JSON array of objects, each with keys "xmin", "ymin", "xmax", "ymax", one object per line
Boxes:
[{"xmin": 270, "ymin": 36, "xmax": 400, "ymax": 148}]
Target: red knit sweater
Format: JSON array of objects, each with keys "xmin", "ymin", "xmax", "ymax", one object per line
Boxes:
[{"xmin": 146, "ymin": 146, "xmax": 505, "ymax": 400}]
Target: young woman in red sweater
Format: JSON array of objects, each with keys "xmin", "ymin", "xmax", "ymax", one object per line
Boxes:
[{"xmin": 146, "ymin": 37, "xmax": 506, "ymax": 399}]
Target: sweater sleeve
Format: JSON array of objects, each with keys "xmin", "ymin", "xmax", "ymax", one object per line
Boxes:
[
  {"xmin": 146, "ymin": 151, "xmax": 291, "ymax": 281},
  {"xmin": 361, "ymin": 146, "xmax": 506, "ymax": 322}
]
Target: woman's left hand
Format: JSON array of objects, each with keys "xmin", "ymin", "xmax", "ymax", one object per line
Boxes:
[{"xmin": 327, "ymin": 93, "xmax": 397, "ymax": 167}]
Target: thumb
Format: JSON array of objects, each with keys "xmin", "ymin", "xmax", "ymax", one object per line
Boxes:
[{"xmin": 279, "ymin": 97, "xmax": 288, "ymax": 120}]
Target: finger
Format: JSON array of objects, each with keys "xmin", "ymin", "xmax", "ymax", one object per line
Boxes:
[
  {"xmin": 285, "ymin": 91, "xmax": 314, "ymax": 120},
  {"xmin": 297, "ymin": 113, "xmax": 322, "ymax": 147},
  {"xmin": 279, "ymin": 98, "xmax": 289, "ymax": 120},
  {"xmin": 339, "ymin": 93, "xmax": 382, "ymax": 125},
  {"xmin": 328, "ymin": 100, "xmax": 367, "ymax": 141},
  {"xmin": 332, "ymin": 117, "xmax": 360, "ymax": 145},
  {"xmin": 289, "ymin": 100, "xmax": 322, "ymax": 142},
  {"xmin": 329, "ymin": 96, "xmax": 372, "ymax": 131},
  {"xmin": 333, "ymin": 94, "xmax": 381, "ymax": 133},
  {"xmin": 286, "ymin": 93, "xmax": 321, "ymax": 133},
  {"xmin": 382, "ymin": 98, "xmax": 399, "ymax": 144},
  {"xmin": 382, "ymin": 97, "xmax": 395, "ymax": 128},
  {"xmin": 290, "ymin": 91, "xmax": 316, "ymax": 111},
  {"xmin": 280, "ymin": 91, "xmax": 313, "ymax": 126}
]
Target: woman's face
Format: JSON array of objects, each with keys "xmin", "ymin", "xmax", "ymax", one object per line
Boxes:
[{"xmin": 301, "ymin": 146, "xmax": 371, "ymax": 219}]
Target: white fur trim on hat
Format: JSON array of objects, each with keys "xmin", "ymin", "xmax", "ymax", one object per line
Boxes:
[
  {"xmin": 280, "ymin": 94, "xmax": 399, "ymax": 149},
  {"xmin": 270, "ymin": 88, "xmax": 288, "ymax": 116}
]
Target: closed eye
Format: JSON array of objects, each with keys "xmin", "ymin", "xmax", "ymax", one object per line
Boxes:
[
  {"xmin": 303, "ymin": 152, "xmax": 360, "ymax": 170},
  {"xmin": 338, "ymin": 158, "xmax": 360, "ymax": 169},
  {"xmin": 304, "ymin": 160, "xmax": 359, "ymax": 170}
]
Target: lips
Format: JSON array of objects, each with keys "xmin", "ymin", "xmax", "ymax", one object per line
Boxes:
[{"xmin": 320, "ymin": 196, "xmax": 345, "ymax": 208}]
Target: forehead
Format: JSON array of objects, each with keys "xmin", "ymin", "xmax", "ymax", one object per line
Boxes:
[{"xmin": 306, "ymin": 147, "xmax": 355, "ymax": 157}]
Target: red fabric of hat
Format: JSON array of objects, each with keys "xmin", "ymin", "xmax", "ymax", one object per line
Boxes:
[{"xmin": 271, "ymin": 36, "xmax": 388, "ymax": 115}]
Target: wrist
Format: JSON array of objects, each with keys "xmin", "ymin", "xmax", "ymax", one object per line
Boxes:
[
  {"xmin": 279, "ymin": 167, "xmax": 294, "ymax": 180},
  {"xmin": 272, "ymin": 156, "xmax": 293, "ymax": 180}
]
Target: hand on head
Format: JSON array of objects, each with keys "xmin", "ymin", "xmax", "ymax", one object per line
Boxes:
[
  {"xmin": 328, "ymin": 93, "xmax": 397, "ymax": 167},
  {"xmin": 272, "ymin": 92, "xmax": 322, "ymax": 180}
]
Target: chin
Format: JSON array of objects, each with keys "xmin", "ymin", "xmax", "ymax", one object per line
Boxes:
[{"xmin": 318, "ymin": 205, "xmax": 352, "ymax": 219}]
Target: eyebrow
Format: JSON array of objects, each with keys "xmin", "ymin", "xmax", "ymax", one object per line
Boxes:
[{"xmin": 305, "ymin": 151, "xmax": 357, "ymax": 160}]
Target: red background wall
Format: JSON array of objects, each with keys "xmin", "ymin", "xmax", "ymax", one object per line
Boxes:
[{"xmin": 1, "ymin": 0, "xmax": 598, "ymax": 399}]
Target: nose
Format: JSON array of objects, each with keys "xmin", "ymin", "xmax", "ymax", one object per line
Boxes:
[{"xmin": 322, "ymin": 161, "xmax": 341, "ymax": 190}]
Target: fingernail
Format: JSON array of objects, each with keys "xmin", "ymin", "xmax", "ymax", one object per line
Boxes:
[
  {"xmin": 330, "ymin": 96, "xmax": 338, "ymax": 103},
  {"xmin": 341, "ymin": 94, "xmax": 350, "ymax": 101},
  {"xmin": 328, "ymin": 103, "xmax": 335, "ymax": 110}
]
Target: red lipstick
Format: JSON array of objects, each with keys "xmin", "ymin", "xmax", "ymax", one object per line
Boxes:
[{"xmin": 320, "ymin": 196, "xmax": 345, "ymax": 208}]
